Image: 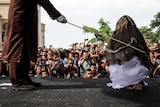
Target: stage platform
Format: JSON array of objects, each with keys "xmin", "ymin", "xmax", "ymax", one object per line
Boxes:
[{"xmin": 0, "ymin": 77, "xmax": 160, "ymax": 107}]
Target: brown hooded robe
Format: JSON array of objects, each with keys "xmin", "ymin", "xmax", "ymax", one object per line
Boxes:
[
  {"xmin": 2, "ymin": 0, "xmax": 62, "ymax": 87},
  {"xmin": 106, "ymin": 15, "xmax": 151, "ymax": 69}
]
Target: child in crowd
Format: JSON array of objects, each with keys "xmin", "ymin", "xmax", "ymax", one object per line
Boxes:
[
  {"xmin": 46, "ymin": 53, "xmax": 54, "ymax": 76},
  {"xmin": 34, "ymin": 65, "xmax": 42, "ymax": 77}
]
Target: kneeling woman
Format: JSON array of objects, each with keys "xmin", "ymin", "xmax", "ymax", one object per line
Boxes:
[{"xmin": 106, "ymin": 15, "xmax": 152, "ymax": 90}]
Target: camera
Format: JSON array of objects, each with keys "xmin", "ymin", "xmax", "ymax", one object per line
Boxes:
[
  {"xmin": 85, "ymin": 38, "xmax": 88, "ymax": 41},
  {"xmin": 94, "ymin": 44, "xmax": 97, "ymax": 47}
]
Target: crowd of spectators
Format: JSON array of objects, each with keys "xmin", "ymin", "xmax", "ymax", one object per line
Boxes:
[
  {"xmin": 0, "ymin": 39, "xmax": 160, "ymax": 79},
  {"xmin": 29, "ymin": 38, "xmax": 109, "ymax": 79},
  {"xmin": 148, "ymin": 39, "xmax": 160, "ymax": 78}
]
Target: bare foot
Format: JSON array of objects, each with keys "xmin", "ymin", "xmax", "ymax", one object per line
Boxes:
[
  {"xmin": 126, "ymin": 85, "xmax": 134, "ymax": 90},
  {"xmin": 126, "ymin": 83, "xmax": 143, "ymax": 90},
  {"xmin": 132, "ymin": 84, "xmax": 143, "ymax": 90}
]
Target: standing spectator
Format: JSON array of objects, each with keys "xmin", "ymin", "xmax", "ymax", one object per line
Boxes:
[
  {"xmin": 1, "ymin": 0, "xmax": 67, "ymax": 90},
  {"xmin": 96, "ymin": 53, "xmax": 109, "ymax": 78},
  {"xmin": 59, "ymin": 49, "xmax": 66, "ymax": 64},
  {"xmin": 73, "ymin": 52, "xmax": 80, "ymax": 76},
  {"xmin": 73, "ymin": 52, "xmax": 80, "ymax": 67},
  {"xmin": 148, "ymin": 43, "xmax": 160, "ymax": 77},
  {"xmin": 69, "ymin": 51, "xmax": 74, "ymax": 59},
  {"xmin": 51, "ymin": 52, "xmax": 66, "ymax": 78},
  {"xmin": 153, "ymin": 64, "xmax": 160, "ymax": 77},
  {"xmin": 153, "ymin": 43, "xmax": 160, "ymax": 66},
  {"xmin": 0, "ymin": 60, "xmax": 9, "ymax": 78},
  {"xmin": 35, "ymin": 54, "xmax": 48, "ymax": 75},
  {"xmin": 46, "ymin": 53, "xmax": 54, "ymax": 76},
  {"xmin": 152, "ymin": 43, "xmax": 160, "ymax": 77},
  {"xmin": 63, "ymin": 49, "xmax": 70, "ymax": 65},
  {"xmin": 78, "ymin": 50, "xmax": 94, "ymax": 77},
  {"xmin": 28, "ymin": 61, "xmax": 36, "ymax": 77}
]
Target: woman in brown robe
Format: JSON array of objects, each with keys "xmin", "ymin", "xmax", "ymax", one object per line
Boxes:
[
  {"xmin": 2, "ymin": 0, "xmax": 67, "ymax": 90},
  {"xmin": 106, "ymin": 15, "xmax": 152, "ymax": 90}
]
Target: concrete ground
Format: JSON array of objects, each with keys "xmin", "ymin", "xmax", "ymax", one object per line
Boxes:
[{"xmin": 0, "ymin": 77, "xmax": 160, "ymax": 107}]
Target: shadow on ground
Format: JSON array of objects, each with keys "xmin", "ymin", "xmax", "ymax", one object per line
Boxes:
[
  {"xmin": 0, "ymin": 77, "xmax": 160, "ymax": 107},
  {"xmin": 101, "ymin": 78, "xmax": 160, "ymax": 107}
]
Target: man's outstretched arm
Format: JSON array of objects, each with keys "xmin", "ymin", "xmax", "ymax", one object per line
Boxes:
[{"xmin": 36, "ymin": 0, "xmax": 67, "ymax": 23}]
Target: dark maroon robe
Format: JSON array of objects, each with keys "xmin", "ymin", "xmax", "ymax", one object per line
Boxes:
[{"xmin": 2, "ymin": 0, "xmax": 62, "ymax": 87}]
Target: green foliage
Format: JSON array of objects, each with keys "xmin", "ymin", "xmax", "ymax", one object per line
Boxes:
[
  {"xmin": 88, "ymin": 38, "xmax": 99, "ymax": 43},
  {"xmin": 98, "ymin": 19, "xmax": 113, "ymax": 37},
  {"xmin": 150, "ymin": 12, "xmax": 160, "ymax": 29},
  {"xmin": 139, "ymin": 26, "xmax": 154, "ymax": 43},
  {"xmin": 83, "ymin": 26, "xmax": 99, "ymax": 34},
  {"xmin": 83, "ymin": 18, "xmax": 113, "ymax": 45},
  {"xmin": 83, "ymin": 12, "xmax": 160, "ymax": 45},
  {"xmin": 140, "ymin": 12, "xmax": 160, "ymax": 44}
]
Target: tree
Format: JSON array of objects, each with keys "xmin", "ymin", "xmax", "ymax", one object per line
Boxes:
[
  {"xmin": 139, "ymin": 26, "xmax": 154, "ymax": 43},
  {"xmin": 150, "ymin": 12, "xmax": 160, "ymax": 30},
  {"xmin": 83, "ymin": 18, "xmax": 113, "ymax": 45},
  {"xmin": 150, "ymin": 12, "xmax": 160, "ymax": 42},
  {"xmin": 139, "ymin": 12, "xmax": 160, "ymax": 44},
  {"xmin": 83, "ymin": 12, "xmax": 160, "ymax": 45}
]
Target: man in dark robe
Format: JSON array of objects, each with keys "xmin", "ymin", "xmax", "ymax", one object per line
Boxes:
[
  {"xmin": 106, "ymin": 15, "xmax": 152, "ymax": 90},
  {"xmin": 2, "ymin": 0, "xmax": 67, "ymax": 90}
]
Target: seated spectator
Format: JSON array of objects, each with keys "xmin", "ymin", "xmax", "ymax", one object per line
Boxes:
[
  {"xmin": 41, "ymin": 71, "xmax": 49, "ymax": 77},
  {"xmin": 34, "ymin": 65, "xmax": 42, "ymax": 77},
  {"xmin": 84, "ymin": 69, "xmax": 92, "ymax": 79},
  {"xmin": 90, "ymin": 63, "xmax": 100, "ymax": 79},
  {"xmin": 153, "ymin": 64, "xmax": 160, "ymax": 77},
  {"xmin": 100, "ymin": 62, "xmax": 109, "ymax": 78},
  {"xmin": 94, "ymin": 53, "xmax": 109, "ymax": 78},
  {"xmin": 65, "ymin": 58, "xmax": 79, "ymax": 79},
  {"xmin": 84, "ymin": 63, "xmax": 100, "ymax": 79}
]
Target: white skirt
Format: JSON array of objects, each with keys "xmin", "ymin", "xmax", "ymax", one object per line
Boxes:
[{"xmin": 107, "ymin": 56, "xmax": 148, "ymax": 89}]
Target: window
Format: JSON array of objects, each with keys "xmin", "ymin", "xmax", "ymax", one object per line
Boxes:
[{"xmin": 2, "ymin": 22, "xmax": 7, "ymax": 42}]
